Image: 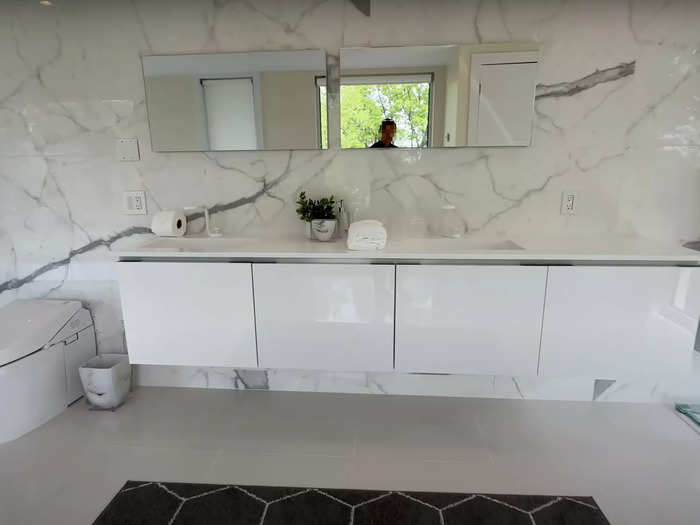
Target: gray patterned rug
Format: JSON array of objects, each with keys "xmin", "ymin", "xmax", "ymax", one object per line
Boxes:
[{"xmin": 93, "ymin": 481, "xmax": 611, "ymax": 524}]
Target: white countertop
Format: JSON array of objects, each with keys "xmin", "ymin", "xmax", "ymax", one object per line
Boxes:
[{"xmin": 117, "ymin": 234, "xmax": 700, "ymax": 264}]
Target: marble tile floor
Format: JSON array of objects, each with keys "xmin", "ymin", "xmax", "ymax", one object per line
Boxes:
[{"xmin": 0, "ymin": 386, "xmax": 699, "ymax": 525}]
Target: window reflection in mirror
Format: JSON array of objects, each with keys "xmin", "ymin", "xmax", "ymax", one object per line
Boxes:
[
  {"xmin": 340, "ymin": 76, "xmax": 431, "ymax": 148},
  {"xmin": 339, "ymin": 44, "xmax": 539, "ymax": 149},
  {"xmin": 318, "ymin": 84, "xmax": 328, "ymax": 149},
  {"xmin": 142, "ymin": 50, "xmax": 327, "ymax": 152}
]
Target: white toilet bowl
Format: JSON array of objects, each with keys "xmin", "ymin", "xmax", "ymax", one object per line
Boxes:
[{"xmin": 0, "ymin": 300, "xmax": 97, "ymax": 444}]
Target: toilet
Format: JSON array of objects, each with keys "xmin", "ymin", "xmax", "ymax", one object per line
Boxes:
[{"xmin": 0, "ymin": 299, "xmax": 97, "ymax": 444}]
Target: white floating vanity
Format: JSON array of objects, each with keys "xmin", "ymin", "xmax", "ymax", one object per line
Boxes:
[{"xmin": 117, "ymin": 235, "xmax": 700, "ymax": 381}]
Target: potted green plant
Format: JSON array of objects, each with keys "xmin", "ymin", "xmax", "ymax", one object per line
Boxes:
[
  {"xmin": 296, "ymin": 191, "xmax": 314, "ymax": 239},
  {"xmin": 296, "ymin": 191, "xmax": 337, "ymax": 241}
]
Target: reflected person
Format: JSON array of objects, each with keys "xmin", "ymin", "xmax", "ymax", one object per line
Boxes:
[{"xmin": 370, "ymin": 119, "xmax": 397, "ymax": 148}]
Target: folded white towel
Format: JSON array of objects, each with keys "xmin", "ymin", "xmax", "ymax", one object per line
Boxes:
[{"xmin": 347, "ymin": 220, "xmax": 387, "ymax": 251}]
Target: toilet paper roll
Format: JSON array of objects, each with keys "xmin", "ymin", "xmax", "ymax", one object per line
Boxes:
[{"xmin": 151, "ymin": 210, "xmax": 186, "ymax": 237}]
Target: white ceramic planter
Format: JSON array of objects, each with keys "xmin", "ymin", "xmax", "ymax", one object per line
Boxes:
[
  {"xmin": 311, "ymin": 219, "xmax": 337, "ymax": 241},
  {"xmin": 79, "ymin": 354, "xmax": 131, "ymax": 409}
]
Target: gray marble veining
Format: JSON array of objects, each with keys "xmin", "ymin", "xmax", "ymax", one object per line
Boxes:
[
  {"xmin": 1, "ymin": 0, "xmax": 699, "ymax": 402},
  {"xmin": 535, "ymin": 62, "xmax": 636, "ymax": 100}
]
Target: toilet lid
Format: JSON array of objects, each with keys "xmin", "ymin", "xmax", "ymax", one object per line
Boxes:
[{"xmin": 0, "ymin": 300, "xmax": 82, "ymax": 367}]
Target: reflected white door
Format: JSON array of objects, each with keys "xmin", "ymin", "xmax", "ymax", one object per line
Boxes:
[
  {"xmin": 476, "ymin": 63, "xmax": 537, "ymax": 145},
  {"xmin": 202, "ymin": 78, "xmax": 258, "ymax": 150},
  {"xmin": 253, "ymin": 264, "xmax": 395, "ymax": 371},
  {"xmin": 467, "ymin": 52, "xmax": 538, "ymax": 147}
]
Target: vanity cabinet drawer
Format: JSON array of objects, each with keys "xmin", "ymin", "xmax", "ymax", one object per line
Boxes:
[
  {"xmin": 539, "ymin": 266, "xmax": 700, "ymax": 378},
  {"xmin": 117, "ymin": 262, "xmax": 257, "ymax": 368},
  {"xmin": 395, "ymin": 265, "xmax": 547, "ymax": 375},
  {"xmin": 253, "ymin": 263, "xmax": 395, "ymax": 371}
]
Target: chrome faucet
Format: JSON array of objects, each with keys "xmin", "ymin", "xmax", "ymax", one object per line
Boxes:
[{"xmin": 183, "ymin": 205, "xmax": 222, "ymax": 237}]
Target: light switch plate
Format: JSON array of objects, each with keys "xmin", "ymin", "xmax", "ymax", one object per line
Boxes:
[
  {"xmin": 124, "ymin": 191, "xmax": 147, "ymax": 215},
  {"xmin": 116, "ymin": 137, "xmax": 140, "ymax": 161}
]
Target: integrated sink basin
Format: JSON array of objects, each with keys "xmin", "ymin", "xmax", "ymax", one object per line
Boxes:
[
  {"xmin": 139, "ymin": 236, "xmax": 258, "ymax": 252},
  {"xmin": 391, "ymin": 238, "xmax": 524, "ymax": 252}
]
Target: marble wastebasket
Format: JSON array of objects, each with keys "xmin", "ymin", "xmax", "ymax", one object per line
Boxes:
[{"xmin": 79, "ymin": 354, "xmax": 131, "ymax": 409}]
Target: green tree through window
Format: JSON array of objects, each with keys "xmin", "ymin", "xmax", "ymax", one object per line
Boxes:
[{"xmin": 340, "ymin": 82, "xmax": 430, "ymax": 148}]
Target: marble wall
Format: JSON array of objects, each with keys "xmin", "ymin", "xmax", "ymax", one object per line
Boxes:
[{"xmin": 1, "ymin": 0, "xmax": 699, "ymax": 402}]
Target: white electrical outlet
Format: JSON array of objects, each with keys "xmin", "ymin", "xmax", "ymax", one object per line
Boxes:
[
  {"xmin": 116, "ymin": 137, "xmax": 140, "ymax": 161},
  {"xmin": 124, "ymin": 191, "xmax": 147, "ymax": 215},
  {"xmin": 561, "ymin": 191, "xmax": 578, "ymax": 215}
]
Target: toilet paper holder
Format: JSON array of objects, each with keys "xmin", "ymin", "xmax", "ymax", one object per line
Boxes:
[{"xmin": 184, "ymin": 205, "xmax": 223, "ymax": 237}]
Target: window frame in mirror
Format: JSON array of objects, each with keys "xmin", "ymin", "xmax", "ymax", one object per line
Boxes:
[
  {"xmin": 338, "ymin": 43, "xmax": 540, "ymax": 150},
  {"xmin": 141, "ymin": 49, "xmax": 328, "ymax": 153}
]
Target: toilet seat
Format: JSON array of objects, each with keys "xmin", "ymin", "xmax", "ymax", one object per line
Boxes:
[{"xmin": 0, "ymin": 300, "xmax": 81, "ymax": 366}]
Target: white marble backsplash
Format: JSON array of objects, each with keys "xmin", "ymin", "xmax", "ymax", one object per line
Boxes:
[{"xmin": 1, "ymin": 0, "xmax": 699, "ymax": 403}]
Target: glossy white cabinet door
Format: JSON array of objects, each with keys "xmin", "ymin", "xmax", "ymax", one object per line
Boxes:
[
  {"xmin": 117, "ymin": 262, "xmax": 257, "ymax": 367},
  {"xmin": 253, "ymin": 263, "xmax": 394, "ymax": 371},
  {"xmin": 395, "ymin": 265, "xmax": 547, "ymax": 375},
  {"xmin": 540, "ymin": 266, "xmax": 700, "ymax": 378}
]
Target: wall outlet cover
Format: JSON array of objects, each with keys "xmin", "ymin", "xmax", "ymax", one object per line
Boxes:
[
  {"xmin": 124, "ymin": 191, "xmax": 147, "ymax": 215},
  {"xmin": 116, "ymin": 137, "xmax": 140, "ymax": 161},
  {"xmin": 561, "ymin": 191, "xmax": 578, "ymax": 215}
]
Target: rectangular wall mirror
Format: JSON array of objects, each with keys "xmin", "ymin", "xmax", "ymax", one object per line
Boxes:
[
  {"xmin": 339, "ymin": 44, "xmax": 539, "ymax": 149},
  {"xmin": 142, "ymin": 50, "xmax": 327, "ymax": 152}
]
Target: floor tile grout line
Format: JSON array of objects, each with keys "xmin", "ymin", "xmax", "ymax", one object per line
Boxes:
[
  {"xmin": 235, "ymin": 486, "xmax": 269, "ymax": 505},
  {"xmin": 258, "ymin": 502, "xmax": 269, "ymax": 525},
  {"xmin": 396, "ymin": 491, "xmax": 442, "ymax": 511},
  {"xmin": 313, "ymin": 489, "xmax": 353, "ymax": 507},
  {"xmin": 185, "ymin": 485, "xmax": 233, "ymax": 501},
  {"xmin": 440, "ymin": 494, "xmax": 476, "ymax": 510},
  {"xmin": 529, "ymin": 496, "xmax": 561, "ymax": 514},
  {"xmin": 563, "ymin": 496, "xmax": 599, "ymax": 510},
  {"xmin": 352, "ymin": 491, "xmax": 393, "ymax": 508},
  {"xmin": 167, "ymin": 500, "xmax": 185, "ymax": 525},
  {"xmin": 479, "ymin": 494, "xmax": 532, "ymax": 514},
  {"xmin": 265, "ymin": 488, "xmax": 312, "ymax": 505},
  {"xmin": 119, "ymin": 481, "xmax": 153, "ymax": 493},
  {"xmin": 157, "ymin": 483, "xmax": 186, "ymax": 501}
]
